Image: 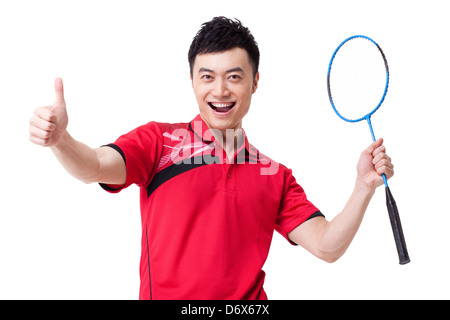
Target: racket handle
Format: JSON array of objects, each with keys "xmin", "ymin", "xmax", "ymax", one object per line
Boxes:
[{"xmin": 385, "ymin": 186, "xmax": 410, "ymax": 265}]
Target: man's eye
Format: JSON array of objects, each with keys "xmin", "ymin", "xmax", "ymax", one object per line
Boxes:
[
  {"xmin": 201, "ymin": 75, "xmax": 213, "ymax": 80},
  {"xmin": 229, "ymin": 74, "xmax": 241, "ymax": 80}
]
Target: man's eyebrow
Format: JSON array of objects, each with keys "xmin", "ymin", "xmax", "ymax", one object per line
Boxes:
[
  {"xmin": 226, "ymin": 67, "xmax": 244, "ymax": 73},
  {"xmin": 198, "ymin": 67, "xmax": 245, "ymax": 73},
  {"xmin": 198, "ymin": 68, "xmax": 213, "ymax": 73}
]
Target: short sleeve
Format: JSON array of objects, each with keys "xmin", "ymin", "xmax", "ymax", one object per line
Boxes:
[
  {"xmin": 99, "ymin": 121, "xmax": 163, "ymax": 193},
  {"xmin": 275, "ymin": 168, "xmax": 324, "ymax": 245}
]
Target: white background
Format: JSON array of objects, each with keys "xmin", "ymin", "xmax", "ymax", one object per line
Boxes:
[{"xmin": 1, "ymin": 0, "xmax": 448, "ymax": 299}]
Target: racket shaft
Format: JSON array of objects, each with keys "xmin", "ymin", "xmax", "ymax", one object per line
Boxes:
[{"xmin": 385, "ymin": 187, "xmax": 410, "ymax": 264}]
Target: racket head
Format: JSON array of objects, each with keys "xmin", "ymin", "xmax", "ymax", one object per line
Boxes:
[{"xmin": 327, "ymin": 35, "xmax": 389, "ymax": 123}]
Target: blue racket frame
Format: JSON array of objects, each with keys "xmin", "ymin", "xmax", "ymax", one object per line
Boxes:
[
  {"xmin": 327, "ymin": 35, "xmax": 390, "ymax": 186},
  {"xmin": 327, "ymin": 35, "xmax": 410, "ymax": 265}
]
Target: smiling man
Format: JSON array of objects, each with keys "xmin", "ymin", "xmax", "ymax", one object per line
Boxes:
[
  {"xmin": 29, "ymin": 17, "xmax": 394, "ymax": 299},
  {"xmin": 192, "ymin": 48, "xmax": 257, "ymax": 131},
  {"xmin": 191, "ymin": 47, "xmax": 259, "ymax": 161}
]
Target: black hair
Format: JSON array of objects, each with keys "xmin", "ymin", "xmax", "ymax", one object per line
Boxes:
[{"xmin": 188, "ymin": 16, "xmax": 260, "ymax": 77}]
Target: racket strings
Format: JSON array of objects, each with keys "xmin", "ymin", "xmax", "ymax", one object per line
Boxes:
[{"xmin": 328, "ymin": 37, "xmax": 388, "ymax": 121}]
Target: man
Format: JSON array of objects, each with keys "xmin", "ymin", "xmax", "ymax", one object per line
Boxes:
[{"xmin": 29, "ymin": 17, "xmax": 393, "ymax": 299}]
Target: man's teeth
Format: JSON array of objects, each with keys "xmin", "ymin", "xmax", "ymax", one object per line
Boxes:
[{"xmin": 210, "ymin": 102, "xmax": 235, "ymax": 108}]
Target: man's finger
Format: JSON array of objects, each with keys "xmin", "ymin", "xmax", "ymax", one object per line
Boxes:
[
  {"xmin": 364, "ymin": 138, "xmax": 383, "ymax": 155},
  {"xmin": 34, "ymin": 106, "xmax": 54, "ymax": 122},
  {"xmin": 53, "ymin": 77, "xmax": 65, "ymax": 107},
  {"xmin": 30, "ymin": 114, "xmax": 56, "ymax": 132}
]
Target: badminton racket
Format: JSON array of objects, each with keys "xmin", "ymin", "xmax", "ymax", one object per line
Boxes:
[{"xmin": 327, "ymin": 35, "xmax": 410, "ymax": 265}]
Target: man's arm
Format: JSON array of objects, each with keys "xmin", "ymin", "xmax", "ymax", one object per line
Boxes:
[
  {"xmin": 29, "ymin": 78, "xmax": 126, "ymax": 185},
  {"xmin": 288, "ymin": 138, "xmax": 394, "ymax": 263}
]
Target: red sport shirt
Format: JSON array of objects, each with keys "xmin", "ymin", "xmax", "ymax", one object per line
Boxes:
[{"xmin": 100, "ymin": 114, "xmax": 323, "ymax": 300}]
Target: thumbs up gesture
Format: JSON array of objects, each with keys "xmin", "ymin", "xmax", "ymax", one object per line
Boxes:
[{"xmin": 29, "ymin": 78, "xmax": 69, "ymax": 147}]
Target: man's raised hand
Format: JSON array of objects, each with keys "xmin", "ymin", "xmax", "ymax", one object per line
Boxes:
[{"xmin": 29, "ymin": 78, "xmax": 69, "ymax": 147}]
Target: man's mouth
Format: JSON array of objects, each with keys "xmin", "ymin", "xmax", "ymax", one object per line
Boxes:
[{"xmin": 208, "ymin": 102, "xmax": 236, "ymax": 114}]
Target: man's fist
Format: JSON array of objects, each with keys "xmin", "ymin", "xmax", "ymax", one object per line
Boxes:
[
  {"xmin": 357, "ymin": 138, "xmax": 394, "ymax": 190},
  {"xmin": 29, "ymin": 78, "xmax": 69, "ymax": 147}
]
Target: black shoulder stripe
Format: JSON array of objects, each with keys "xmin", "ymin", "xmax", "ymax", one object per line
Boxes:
[
  {"xmin": 288, "ymin": 211, "xmax": 325, "ymax": 246},
  {"xmin": 147, "ymin": 155, "xmax": 219, "ymax": 197},
  {"xmin": 306, "ymin": 210, "xmax": 325, "ymax": 221},
  {"xmin": 102, "ymin": 144, "xmax": 126, "ymax": 165}
]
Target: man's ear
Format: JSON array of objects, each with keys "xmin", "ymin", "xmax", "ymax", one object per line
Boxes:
[{"xmin": 252, "ymin": 72, "xmax": 260, "ymax": 93}]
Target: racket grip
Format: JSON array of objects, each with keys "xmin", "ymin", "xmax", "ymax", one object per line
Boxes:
[{"xmin": 385, "ymin": 186, "xmax": 410, "ymax": 265}]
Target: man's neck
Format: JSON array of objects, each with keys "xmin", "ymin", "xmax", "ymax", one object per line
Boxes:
[{"xmin": 211, "ymin": 128, "xmax": 245, "ymax": 162}]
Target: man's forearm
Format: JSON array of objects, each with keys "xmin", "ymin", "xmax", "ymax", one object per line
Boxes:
[
  {"xmin": 50, "ymin": 131, "xmax": 101, "ymax": 184},
  {"xmin": 317, "ymin": 180, "xmax": 375, "ymax": 261}
]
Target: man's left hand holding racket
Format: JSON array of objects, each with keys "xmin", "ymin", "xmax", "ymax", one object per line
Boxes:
[
  {"xmin": 288, "ymin": 138, "xmax": 393, "ymax": 262},
  {"xmin": 358, "ymin": 138, "xmax": 394, "ymax": 190}
]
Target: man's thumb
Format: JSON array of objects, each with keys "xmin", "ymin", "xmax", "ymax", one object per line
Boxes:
[{"xmin": 53, "ymin": 77, "xmax": 66, "ymax": 108}]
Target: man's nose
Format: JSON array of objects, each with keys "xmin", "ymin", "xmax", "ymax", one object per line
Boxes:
[{"xmin": 212, "ymin": 78, "xmax": 230, "ymax": 98}]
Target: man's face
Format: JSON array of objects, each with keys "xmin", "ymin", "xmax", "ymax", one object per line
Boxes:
[{"xmin": 191, "ymin": 47, "xmax": 259, "ymax": 133}]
